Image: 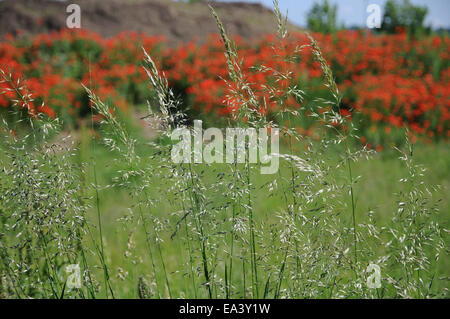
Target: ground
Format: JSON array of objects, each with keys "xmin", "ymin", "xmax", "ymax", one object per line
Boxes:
[{"xmin": 0, "ymin": 0, "xmax": 299, "ymax": 45}]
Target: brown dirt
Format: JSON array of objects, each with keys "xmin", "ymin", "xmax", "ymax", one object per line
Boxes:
[{"xmin": 0, "ymin": 0, "xmax": 299, "ymax": 45}]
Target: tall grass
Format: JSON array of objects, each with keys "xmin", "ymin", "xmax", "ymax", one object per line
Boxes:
[{"xmin": 0, "ymin": 0, "xmax": 448, "ymax": 299}]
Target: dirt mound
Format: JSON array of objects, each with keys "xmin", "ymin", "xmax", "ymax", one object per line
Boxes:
[{"xmin": 0, "ymin": 0, "xmax": 297, "ymax": 44}]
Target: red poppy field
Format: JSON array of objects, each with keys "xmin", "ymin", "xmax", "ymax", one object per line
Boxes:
[{"xmin": 1, "ymin": 29, "xmax": 449, "ymax": 148}]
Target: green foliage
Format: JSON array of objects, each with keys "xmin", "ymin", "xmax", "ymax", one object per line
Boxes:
[
  {"xmin": 307, "ymin": 0, "xmax": 338, "ymax": 34},
  {"xmin": 381, "ymin": 0, "xmax": 430, "ymax": 35}
]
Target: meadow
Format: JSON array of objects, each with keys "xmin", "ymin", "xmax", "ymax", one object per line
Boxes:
[{"xmin": 0, "ymin": 3, "xmax": 448, "ymax": 299}]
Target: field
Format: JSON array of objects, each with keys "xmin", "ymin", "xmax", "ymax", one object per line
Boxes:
[
  {"xmin": 70, "ymin": 133, "xmax": 450, "ymax": 298},
  {"xmin": 0, "ymin": 5, "xmax": 449, "ymax": 299}
]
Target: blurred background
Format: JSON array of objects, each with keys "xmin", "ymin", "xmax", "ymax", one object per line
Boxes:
[
  {"xmin": 1, "ymin": 0, "xmax": 449, "ymax": 41},
  {"xmin": 1, "ymin": 0, "xmax": 448, "ymax": 145}
]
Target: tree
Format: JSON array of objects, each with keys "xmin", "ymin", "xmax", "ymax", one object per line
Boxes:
[
  {"xmin": 307, "ymin": 0, "xmax": 338, "ymax": 34},
  {"xmin": 381, "ymin": 0, "xmax": 429, "ymax": 35}
]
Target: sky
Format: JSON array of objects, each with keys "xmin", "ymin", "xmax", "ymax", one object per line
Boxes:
[{"xmin": 221, "ymin": 0, "xmax": 450, "ymax": 29}]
